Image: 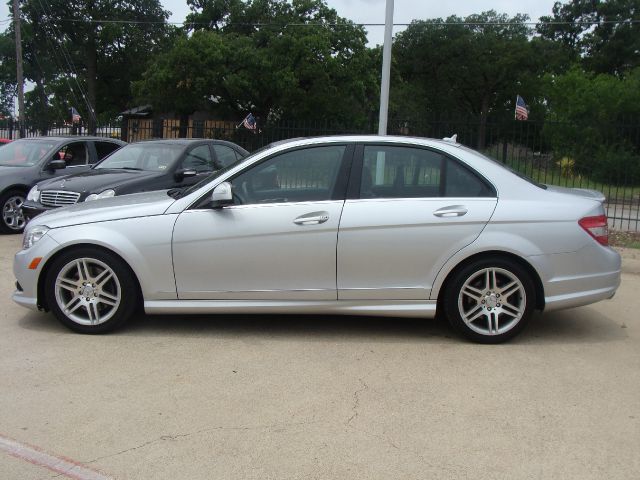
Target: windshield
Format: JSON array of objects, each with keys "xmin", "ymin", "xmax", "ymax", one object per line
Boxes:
[
  {"xmin": 0, "ymin": 140, "xmax": 58, "ymax": 167},
  {"xmin": 94, "ymin": 143, "xmax": 184, "ymax": 172}
]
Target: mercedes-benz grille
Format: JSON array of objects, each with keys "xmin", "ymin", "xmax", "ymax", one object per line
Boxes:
[{"xmin": 40, "ymin": 190, "xmax": 82, "ymax": 207}]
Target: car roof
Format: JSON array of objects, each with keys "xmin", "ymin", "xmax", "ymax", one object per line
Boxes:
[
  {"xmin": 132, "ymin": 138, "xmax": 230, "ymax": 145},
  {"xmin": 258, "ymin": 135, "xmax": 464, "ymax": 150},
  {"xmin": 129, "ymin": 138, "xmax": 249, "ymax": 154},
  {"xmin": 13, "ymin": 136, "xmax": 124, "ymax": 143}
]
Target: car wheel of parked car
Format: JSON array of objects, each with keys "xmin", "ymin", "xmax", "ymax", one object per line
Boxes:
[
  {"xmin": 444, "ymin": 257, "xmax": 536, "ymax": 344},
  {"xmin": 0, "ymin": 189, "xmax": 27, "ymax": 234},
  {"xmin": 45, "ymin": 247, "xmax": 138, "ymax": 334}
]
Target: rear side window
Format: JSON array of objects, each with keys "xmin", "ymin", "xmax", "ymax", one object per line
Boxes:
[
  {"xmin": 95, "ymin": 141, "xmax": 121, "ymax": 160},
  {"xmin": 446, "ymin": 159, "xmax": 495, "ymax": 197},
  {"xmin": 360, "ymin": 145, "xmax": 494, "ymax": 198}
]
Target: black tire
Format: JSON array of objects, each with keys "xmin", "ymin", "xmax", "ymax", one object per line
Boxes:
[
  {"xmin": 443, "ymin": 256, "xmax": 536, "ymax": 344},
  {"xmin": 0, "ymin": 189, "xmax": 27, "ymax": 234},
  {"xmin": 44, "ymin": 247, "xmax": 138, "ymax": 334}
]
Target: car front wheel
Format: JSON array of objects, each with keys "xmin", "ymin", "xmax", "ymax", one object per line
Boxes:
[
  {"xmin": 44, "ymin": 247, "xmax": 138, "ymax": 334},
  {"xmin": 444, "ymin": 257, "xmax": 536, "ymax": 343}
]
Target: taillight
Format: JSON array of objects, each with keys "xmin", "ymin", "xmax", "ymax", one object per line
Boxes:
[{"xmin": 579, "ymin": 215, "xmax": 609, "ymax": 246}]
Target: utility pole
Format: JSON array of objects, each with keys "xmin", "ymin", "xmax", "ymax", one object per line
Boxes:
[
  {"xmin": 377, "ymin": 0, "xmax": 394, "ymax": 135},
  {"xmin": 12, "ymin": 0, "xmax": 25, "ymax": 138}
]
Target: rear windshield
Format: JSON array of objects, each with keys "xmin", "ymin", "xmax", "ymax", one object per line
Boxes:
[{"xmin": 0, "ymin": 140, "xmax": 58, "ymax": 167}]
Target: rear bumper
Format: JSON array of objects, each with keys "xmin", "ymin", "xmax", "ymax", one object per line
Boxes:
[{"xmin": 529, "ymin": 245, "xmax": 621, "ymax": 312}]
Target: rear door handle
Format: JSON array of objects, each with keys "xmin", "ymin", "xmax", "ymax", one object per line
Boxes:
[
  {"xmin": 433, "ymin": 205, "xmax": 468, "ymax": 217},
  {"xmin": 294, "ymin": 211, "xmax": 330, "ymax": 225}
]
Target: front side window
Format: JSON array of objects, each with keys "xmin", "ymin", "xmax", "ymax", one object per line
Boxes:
[
  {"xmin": 57, "ymin": 142, "xmax": 89, "ymax": 166},
  {"xmin": 231, "ymin": 145, "xmax": 346, "ymax": 205},
  {"xmin": 360, "ymin": 145, "xmax": 494, "ymax": 198},
  {"xmin": 182, "ymin": 145, "xmax": 214, "ymax": 172},
  {"xmin": 213, "ymin": 144, "xmax": 240, "ymax": 168}
]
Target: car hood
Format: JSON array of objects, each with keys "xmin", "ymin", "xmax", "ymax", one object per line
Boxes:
[
  {"xmin": 37, "ymin": 168, "xmax": 164, "ymax": 193},
  {"xmin": 31, "ymin": 190, "xmax": 176, "ymax": 229},
  {"xmin": 543, "ymin": 185, "xmax": 606, "ymax": 203}
]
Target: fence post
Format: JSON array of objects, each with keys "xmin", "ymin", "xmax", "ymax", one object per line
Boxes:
[
  {"xmin": 152, "ymin": 118, "xmax": 163, "ymax": 139},
  {"xmin": 120, "ymin": 117, "xmax": 128, "ymax": 142}
]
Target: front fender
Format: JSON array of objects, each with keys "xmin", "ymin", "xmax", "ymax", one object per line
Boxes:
[{"xmin": 46, "ymin": 214, "xmax": 179, "ymax": 300}]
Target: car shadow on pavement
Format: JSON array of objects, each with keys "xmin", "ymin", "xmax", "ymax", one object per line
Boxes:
[
  {"xmin": 521, "ymin": 308, "xmax": 628, "ymax": 344},
  {"xmin": 16, "ymin": 304, "xmax": 628, "ymax": 345}
]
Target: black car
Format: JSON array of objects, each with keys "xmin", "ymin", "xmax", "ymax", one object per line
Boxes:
[
  {"xmin": 22, "ymin": 139, "xmax": 249, "ymax": 221},
  {"xmin": 0, "ymin": 136, "xmax": 125, "ymax": 233}
]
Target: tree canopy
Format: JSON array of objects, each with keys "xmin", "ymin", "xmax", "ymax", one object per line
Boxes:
[
  {"xmin": 0, "ymin": 0, "xmax": 638, "ymax": 140},
  {"xmin": 135, "ymin": 0, "xmax": 377, "ymax": 126}
]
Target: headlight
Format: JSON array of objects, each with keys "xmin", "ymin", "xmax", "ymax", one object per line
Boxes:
[
  {"xmin": 23, "ymin": 225, "xmax": 49, "ymax": 250},
  {"xmin": 26, "ymin": 185, "xmax": 40, "ymax": 202},
  {"xmin": 85, "ymin": 189, "xmax": 116, "ymax": 202}
]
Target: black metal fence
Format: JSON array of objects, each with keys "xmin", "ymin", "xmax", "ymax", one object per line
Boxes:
[{"xmin": 1, "ymin": 116, "xmax": 639, "ymax": 231}]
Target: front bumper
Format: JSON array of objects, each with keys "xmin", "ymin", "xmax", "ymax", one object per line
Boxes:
[
  {"xmin": 21, "ymin": 200, "xmax": 57, "ymax": 222},
  {"xmin": 12, "ymin": 232, "xmax": 60, "ymax": 312}
]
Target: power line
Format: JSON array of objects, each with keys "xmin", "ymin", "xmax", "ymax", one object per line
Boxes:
[{"xmin": 1, "ymin": 18, "xmax": 640, "ymax": 27}]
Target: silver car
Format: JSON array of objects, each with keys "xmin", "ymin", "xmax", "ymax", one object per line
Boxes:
[{"xmin": 13, "ymin": 136, "xmax": 621, "ymax": 343}]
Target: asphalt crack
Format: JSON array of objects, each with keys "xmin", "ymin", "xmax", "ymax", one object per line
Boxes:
[
  {"xmin": 346, "ymin": 378, "xmax": 369, "ymax": 426},
  {"xmin": 84, "ymin": 420, "xmax": 318, "ymax": 465}
]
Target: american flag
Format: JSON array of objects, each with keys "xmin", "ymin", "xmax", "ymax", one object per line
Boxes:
[
  {"xmin": 241, "ymin": 113, "xmax": 257, "ymax": 132},
  {"xmin": 515, "ymin": 95, "xmax": 528, "ymax": 121},
  {"xmin": 70, "ymin": 107, "xmax": 81, "ymax": 123}
]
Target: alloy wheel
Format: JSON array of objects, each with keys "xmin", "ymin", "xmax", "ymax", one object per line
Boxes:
[
  {"xmin": 54, "ymin": 257, "xmax": 122, "ymax": 326},
  {"xmin": 457, "ymin": 267, "xmax": 526, "ymax": 336},
  {"xmin": 2, "ymin": 195, "xmax": 26, "ymax": 231}
]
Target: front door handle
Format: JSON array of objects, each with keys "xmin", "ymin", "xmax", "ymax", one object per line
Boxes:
[
  {"xmin": 294, "ymin": 211, "xmax": 330, "ymax": 225},
  {"xmin": 433, "ymin": 205, "xmax": 468, "ymax": 217}
]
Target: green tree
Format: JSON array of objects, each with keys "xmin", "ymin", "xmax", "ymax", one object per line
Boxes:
[
  {"xmin": 538, "ymin": 0, "xmax": 640, "ymax": 75},
  {"xmin": 4, "ymin": 0, "xmax": 172, "ymax": 131},
  {"xmin": 393, "ymin": 11, "xmax": 545, "ymax": 148},
  {"xmin": 542, "ymin": 67, "xmax": 640, "ymax": 179},
  {"xmin": 136, "ymin": 0, "xmax": 377, "ymax": 127},
  {"xmin": 0, "ymin": 32, "xmax": 15, "ymax": 118}
]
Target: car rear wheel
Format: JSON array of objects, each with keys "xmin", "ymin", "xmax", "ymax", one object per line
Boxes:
[
  {"xmin": 0, "ymin": 189, "xmax": 27, "ymax": 234},
  {"xmin": 443, "ymin": 257, "xmax": 536, "ymax": 343},
  {"xmin": 44, "ymin": 247, "xmax": 138, "ymax": 334}
]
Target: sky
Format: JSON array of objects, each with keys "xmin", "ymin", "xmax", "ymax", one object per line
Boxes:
[{"xmin": 2, "ymin": 1, "xmax": 559, "ymax": 45}]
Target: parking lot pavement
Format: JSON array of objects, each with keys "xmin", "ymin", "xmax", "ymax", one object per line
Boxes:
[{"xmin": 0, "ymin": 234, "xmax": 638, "ymax": 480}]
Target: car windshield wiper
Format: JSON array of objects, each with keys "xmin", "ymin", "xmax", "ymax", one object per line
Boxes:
[{"xmin": 119, "ymin": 167, "xmax": 143, "ymax": 171}]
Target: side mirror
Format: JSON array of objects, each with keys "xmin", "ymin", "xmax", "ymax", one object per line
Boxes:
[
  {"xmin": 174, "ymin": 169, "xmax": 197, "ymax": 181},
  {"xmin": 48, "ymin": 159, "xmax": 67, "ymax": 170},
  {"xmin": 210, "ymin": 181, "xmax": 233, "ymax": 209}
]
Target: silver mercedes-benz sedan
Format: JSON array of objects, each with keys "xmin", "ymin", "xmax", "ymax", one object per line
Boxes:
[{"xmin": 13, "ymin": 136, "xmax": 621, "ymax": 343}]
